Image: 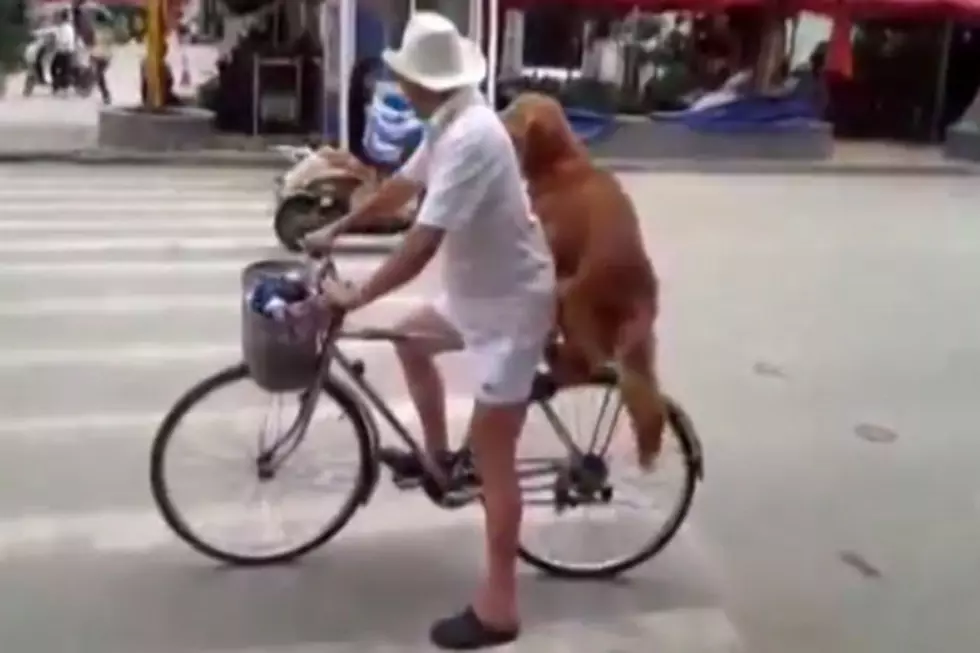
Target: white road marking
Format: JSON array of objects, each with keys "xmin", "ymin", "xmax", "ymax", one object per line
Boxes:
[
  {"xmin": 0, "ymin": 292, "xmax": 420, "ymax": 317},
  {"xmin": 0, "ymin": 236, "xmax": 277, "ymax": 253},
  {"xmin": 0, "ymin": 256, "xmax": 382, "ymax": 277},
  {"xmin": 0, "ymin": 219, "xmax": 270, "ymax": 232},
  {"xmin": 0, "ymin": 189, "xmax": 271, "ymax": 201},
  {"xmin": 0, "ymin": 341, "xmax": 385, "ymax": 369},
  {"xmin": 0, "ymin": 201, "xmax": 269, "ymax": 213},
  {"xmin": 0, "ymin": 494, "xmax": 673, "ymax": 557},
  {"xmin": 0, "ymin": 395, "xmax": 475, "ymax": 441}
]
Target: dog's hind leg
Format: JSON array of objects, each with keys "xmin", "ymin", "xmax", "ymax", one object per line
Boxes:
[{"xmin": 613, "ymin": 302, "xmax": 666, "ymax": 470}]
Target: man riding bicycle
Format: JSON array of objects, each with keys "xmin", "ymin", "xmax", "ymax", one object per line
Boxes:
[{"xmin": 302, "ymin": 11, "xmax": 555, "ymax": 650}]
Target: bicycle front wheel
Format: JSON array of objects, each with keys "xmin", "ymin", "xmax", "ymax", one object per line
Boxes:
[
  {"xmin": 150, "ymin": 364, "xmax": 375, "ymax": 566},
  {"xmin": 517, "ymin": 373, "xmax": 702, "ymax": 579}
]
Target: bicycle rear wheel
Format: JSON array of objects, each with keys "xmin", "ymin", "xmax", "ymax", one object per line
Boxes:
[
  {"xmin": 517, "ymin": 371, "xmax": 702, "ymax": 579},
  {"xmin": 149, "ymin": 364, "xmax": 375, "ymax": 566}
]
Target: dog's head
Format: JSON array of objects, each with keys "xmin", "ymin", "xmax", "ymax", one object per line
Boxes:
[{"xmin": 500, "ymin": 92, "xmax": 589, "ymax": 181}]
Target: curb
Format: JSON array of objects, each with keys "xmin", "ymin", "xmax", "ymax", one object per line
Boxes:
[{"xmin": 0, "ymin": 148, "xmax": 977, "ymax": 177}]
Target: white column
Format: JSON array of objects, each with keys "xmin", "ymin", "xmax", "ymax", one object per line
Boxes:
[
  {"xmin": 319, "ymin": 0, "xmax": 336, "ymax": 140},
  {"xmin": 468, "ymin": 0, "xmax": 483, "ymax": 44},
  {"xmin": 500, "ymin": 9, "xmax": 524, "ymax": 78},
  {"xmin": 338, "ymin": 0, "xmax": 357, "ymax": 150}
]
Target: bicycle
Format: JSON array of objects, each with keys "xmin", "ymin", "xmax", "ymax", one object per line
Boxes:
[{"xmin": 149, "ymin": 251, "xmax": 705, "ymax": 579}]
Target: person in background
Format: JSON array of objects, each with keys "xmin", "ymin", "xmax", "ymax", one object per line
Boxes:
[
  {"xmin": 140, "ymin": 41, "xmax": 179, "ymax": 107},
  {"xmin": 50, "ymin": 10, "xmax": 77, "ymax": 94},
  {"xmin": 23, "ymin": 29, "xmax": 55, "ymax": 93},
  {"xmin": 90, "ymin": 13, "xmax": 114, "ymax": 104}
]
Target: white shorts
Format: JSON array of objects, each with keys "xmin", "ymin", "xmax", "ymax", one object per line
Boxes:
[{"xmin": 433, "ymin": 294, "xmax": 553, "ymax": 405}]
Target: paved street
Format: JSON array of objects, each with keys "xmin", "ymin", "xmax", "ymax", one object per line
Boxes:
[
  {"xmin": 0, "ymin": 164, "xmax": 739, "ymax": 653},
  {"xmin": 2, "ymin": 165, "xmax": 980, "ymax": 653}
]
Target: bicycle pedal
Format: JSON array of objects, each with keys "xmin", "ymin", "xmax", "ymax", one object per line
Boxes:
[{"xmin": 391, "ymin": 475, "xmax": 423, "ymax": 491}]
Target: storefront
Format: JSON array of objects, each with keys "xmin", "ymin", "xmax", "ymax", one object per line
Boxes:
[{"xmin": 318, "ymin": 0, "xmax": 493, "ymax": 149}]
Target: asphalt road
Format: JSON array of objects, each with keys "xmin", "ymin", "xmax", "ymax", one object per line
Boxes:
[
  {"xmin": 0, "ymin": 164, "xmax": 736, "ymax": 653},
  {"xmin": 1, "ymin": 165, "xmax": 979, "ymax": 653}
]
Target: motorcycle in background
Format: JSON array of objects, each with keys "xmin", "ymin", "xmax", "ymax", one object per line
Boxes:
[
  {"xmin": 23, "ymin": 36, "xmax": 95, "ymax": 98},
  {"xmin": 271, "ymin": 145, "xmax": 413, "ymax": 253}
]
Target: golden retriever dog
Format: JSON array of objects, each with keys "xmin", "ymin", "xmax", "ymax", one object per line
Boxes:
[{"xmin": 501, "ymin": 92, "xmax": 666, "ymax": 468}]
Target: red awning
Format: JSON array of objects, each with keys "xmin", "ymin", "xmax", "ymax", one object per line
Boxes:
[
  {"xmin": 502, "ymin": 0, "xmax": 980, "ymax": 20},
  {"xmin": 500, "ymin": 0, "xmax": 768, "ymax": 12},
  {"xmin": 793, "ymin": 0, "xmax": 980, "ymax": 19}
]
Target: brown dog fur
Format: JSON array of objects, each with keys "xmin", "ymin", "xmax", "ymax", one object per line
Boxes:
[{"xmin": 502, "ymin": 92, "xmax": 666, "ymax": 468}]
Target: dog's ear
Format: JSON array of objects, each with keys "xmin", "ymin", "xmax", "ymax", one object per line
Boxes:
[{"xmin": 502, "ymin": 93, "xmax": 585, "ymax": 178}]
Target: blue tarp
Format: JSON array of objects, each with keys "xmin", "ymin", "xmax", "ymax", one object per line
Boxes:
[
  {"xmin": 650, "ymin": 93, "xmax": 821, "ymax": 134},
  {"xmin": 563, "ymin": 107, "xmax": 617, "ymax": 144}
]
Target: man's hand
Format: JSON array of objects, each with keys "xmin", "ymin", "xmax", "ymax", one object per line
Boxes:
[
  {"xmin": 301, "ymin": 221, "xmax": 344, "ymax": 255},
  {"xmin": 320, "ymin": 278, "xmax": 362, "ymax": 312}
]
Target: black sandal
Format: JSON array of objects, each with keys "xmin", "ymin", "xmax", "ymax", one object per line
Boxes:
[{"xmin": 429, "ymin": 606, "xmax": 519, "ymax": 650}]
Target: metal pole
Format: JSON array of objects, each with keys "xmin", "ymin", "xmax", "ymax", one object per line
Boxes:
[
  {"xmin": 931, "ymin": 19, "xmax": 954, "ymax": 141},
  {"xmin": 487, "ymin": 0, "xmax": 499, "ymax": 107},
  {"xmin": 145, "ymin": 0, "xmax": 166, "ymax": 109},
  {"xmin": 469, "ymin": 0, "xmax": 484, "ymax": 46},
  {"xmin": 320, "ymin": 0, "xmax": 331, "ymax": 142}
]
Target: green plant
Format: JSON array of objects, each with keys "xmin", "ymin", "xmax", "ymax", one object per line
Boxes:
[{"xmin": 0, "ymin": 0, "xmax": 29, "ymax": 73}]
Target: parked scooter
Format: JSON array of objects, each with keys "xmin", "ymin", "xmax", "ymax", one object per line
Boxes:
[
  {"xmin": 271, "ymin": 145, "xmax": 413, "ymax": 252},
  {"xmin": 67, "ymin": 48, "xmax": 96, "ymax": 98}
]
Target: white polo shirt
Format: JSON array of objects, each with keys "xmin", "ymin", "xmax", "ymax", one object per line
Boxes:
[
  {"xmin": 54, "ymin": 22, "xmax": 77, "ymax": 54},
  {"xmin": 399, "ymin": 90, "xmax": 555, "ymax": 346}
]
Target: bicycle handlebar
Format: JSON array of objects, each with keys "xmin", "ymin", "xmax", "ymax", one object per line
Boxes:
[
  {"xmin": 303, "ymin": 249, "xmax": 339, "ymax": 291},
  {"xmin": 298, "ymin": 247, "xmax": 352, "ymax": 335}
]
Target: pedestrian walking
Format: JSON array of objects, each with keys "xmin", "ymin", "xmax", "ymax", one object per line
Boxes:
[
  {"xmin": 50, "ymin": 10, "xmax": 77, "ymax": 94},
  {"xmin": 90, "ymin": 16, "xmax": 114, "ymax": 104}
]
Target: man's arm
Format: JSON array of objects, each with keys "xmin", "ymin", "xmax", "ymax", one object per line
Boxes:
[
  {"xmin": 348, "ymin": 224, "xmax": 444, "ymax": 310},
  {"xmin": 318, "ymin": 143, "xmax": 430, "ymax": 239},
  {"xmin": 347, "ymin": 126, "xmax": 498, "ymax": 310}
]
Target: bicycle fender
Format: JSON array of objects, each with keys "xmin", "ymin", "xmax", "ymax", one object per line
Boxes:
[{"xmin": 665, "ymin": 395, "xmax": 704, "ymax": 481}]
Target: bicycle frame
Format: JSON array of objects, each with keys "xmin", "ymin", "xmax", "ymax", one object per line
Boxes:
[{"xmin": 260, "ymin": 252, "xmax": 622, "ymax": 502}]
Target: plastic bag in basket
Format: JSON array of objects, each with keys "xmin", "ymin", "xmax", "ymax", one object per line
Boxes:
[{"xmin": 283, "ymin": 295, "xmax": 336, "ymax": 340}]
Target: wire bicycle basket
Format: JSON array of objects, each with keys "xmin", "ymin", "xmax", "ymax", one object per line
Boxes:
[{"xmin": 240, "ymin": 259, "xmax": 320, "ymax": 392}]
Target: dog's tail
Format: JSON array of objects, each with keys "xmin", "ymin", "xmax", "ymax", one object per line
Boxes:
[{"xmin": 614, "ymin": 303, "xmax": 666, "ymax": 469}]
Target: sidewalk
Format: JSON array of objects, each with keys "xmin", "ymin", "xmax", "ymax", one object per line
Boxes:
[
  {"xmin": 3, "ymin": 139, "xmax": 973, "ymax": 176},
  {"xmin": 0, "ymin": 42, "xmax": 215, "ymax": 155},
  {"xmin": 1, "ymin": 46, "xmax": 975, "ymax": 175}
]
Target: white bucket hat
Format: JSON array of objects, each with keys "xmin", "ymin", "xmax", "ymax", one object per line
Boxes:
[{"xmin": 382, "ymin": 12, "xmax": 487, "ymax": 92}]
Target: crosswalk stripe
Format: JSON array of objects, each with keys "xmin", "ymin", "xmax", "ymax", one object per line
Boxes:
[
  {"xmin": 0, "ymin": 395, "xmax": 474, "ymax": 441},
  {"xmin": 0, "ymin": 341, "xmax": 387, "ymax": 369},
  {"xmin": 0, "ymin": 170, "xmax": 276, "ymax": 186},
  {"xmin": 0, "ymin": 236, "xmax": 278, "ymax": 253},
  {"xmin": 0, "ymin": 293, "xmax": 420, "ymax": 316},
  {"xmin": 0, "ymin": 219, "xmax": 270, "ymax": 232},
  {"xmin": 0, "ymin": 493, "xmax": 679, "ymax": 559},
  {"xmin": 0, "ymin": 190, "xmax": 273, "ymax": 201},
  {"xmin": 0, "ymin": 201, "xmax": 270, "ymax": 213},
  {"xmin": 0, "ymin": 256, "xmax": 383, "ymax": 277}
]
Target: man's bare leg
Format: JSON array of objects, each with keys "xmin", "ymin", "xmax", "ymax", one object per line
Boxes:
[
  {"xmin": 428, "ymin": 400, "xmax": 526, "ymax": 649},
  {"xmin": 384, "ymin": 305, "xmax": 463, "ymax": 477},
  {"xmin": 468, "ymin": 401, "xmax": 526, "ymax": 627}
]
